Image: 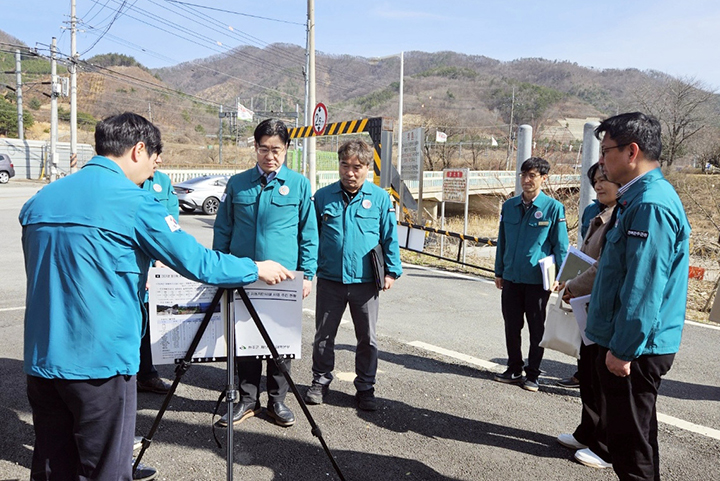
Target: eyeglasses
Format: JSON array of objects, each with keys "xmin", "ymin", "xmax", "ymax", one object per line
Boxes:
[
  {"xmin": 257, "ymin": 146, "xmax": 286, "ymax": 157},
  {"xmin": 518, "ymin": 172, "xmax": 542, "ymax": 180},
  {"xmin": 600, "ymin": 143, "xmax": 630, "ymax": 157}
]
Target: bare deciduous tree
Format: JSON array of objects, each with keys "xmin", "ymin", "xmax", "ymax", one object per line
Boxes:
[{"xmin": 634, "ymin": 75, "xmax": 716, "ymax": 167}]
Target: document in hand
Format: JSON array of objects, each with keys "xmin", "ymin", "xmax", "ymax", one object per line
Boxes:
[
  {"xmin": 569, "ymin": 294, "xmax": 594, "ymax": 346},
  {"xmin": 557, "ymin": 246, "xmax": 596, "ymax": 283},
  {"xmin": 538, "ymin": 255, "xmax": 556, "ymax": 291}
]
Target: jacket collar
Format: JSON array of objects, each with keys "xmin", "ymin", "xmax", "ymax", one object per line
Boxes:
[
  {"xmin": 84, "ymin": 155, "xmax": 126, "ymax": 176},
  {"xmin": 617, "ymin": 168, "xmax": 664, "ymax": 210},
  {"xmin": 254, "ymin": 164, "xmax": 285, "ymax": 183},
  {"xmin": 330, "ymin": 179, "xmax": 374, "ymax": 196},
  {"xmin": 510, "ymin": 190, "xmax": 550, "ymax": 209}
]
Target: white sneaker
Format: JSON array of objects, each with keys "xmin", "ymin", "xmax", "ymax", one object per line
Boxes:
[
  {"xmin": 557, "ymin": 433, "xmax": 588, "ymax": 450},
  {"xmin": 574, "ymin": 448, "xmax": 612, "ymax": 469}
]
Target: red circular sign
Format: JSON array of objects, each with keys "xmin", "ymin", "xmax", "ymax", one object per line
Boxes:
[{"xmin": 312, "ymin": 103, "xmax": 328, "ymax": 136}]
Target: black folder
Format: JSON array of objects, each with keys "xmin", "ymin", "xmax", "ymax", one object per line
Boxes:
[{"xmin": 370, "ymin": 244, "xmax": 385, "ymax": 291}]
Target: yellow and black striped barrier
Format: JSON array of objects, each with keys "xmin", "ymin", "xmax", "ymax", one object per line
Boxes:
[
  {"xmin": 288, "ymin": 117, "xmax": 417, "ymax": 210},
  {"xmin": 398, "ymin": 221, "xmax": 497, "ymax": 246}
]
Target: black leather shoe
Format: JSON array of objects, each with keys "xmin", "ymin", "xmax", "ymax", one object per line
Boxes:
[
  {"xmin": 137, "ymin": 377, "xmax": 172, "ymax": 394},
  {"xmin": 267, "ymin": 401, "xmax": 295, "ymax": 427},
  {"xmin": 131, "ymin": 459, "xmax": 157, "ymax": 481},
  {"xmin": 215, "ymin": 400, "xmax": 260, "ymax": 427}
]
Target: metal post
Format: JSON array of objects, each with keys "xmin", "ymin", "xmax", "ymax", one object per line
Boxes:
[
  {"xmin": 417, "ymin": 137, "xmax": 424, "ymax": 225},
  {"xmin": 50, "ymin": 37, "xmax": 58, "ymax": 182},
  {"xmin": 224, "ymin": 291, "xmax": 235, "ymax": 481},
  {"xmin": 306, "ymin": 0, "xmax": 316, "ymax": 191},
  {"xmin": 218, "ymin": 105, "xmax": 223, "ymax": 165},
  {"xmin": 380, "ymin": 130, "xmax": 393, "ymax": 189},
  {"xmin": 514, "ymin": 124, "xmax": 532, "ymax": 196},
  {"xmin": 69, "ymin": 0, "xmax": 78, "ymax": 173},
  {"xmin": 15, "ymin": 50, "xmax": 23, "ymax": 140},
  {"xmin": 397, "ymin": 51, "xmax": 404, "ymax": 178},
  {"xmin": 578, "ymin": 122, "xmax": 600, "ymax": 245}
]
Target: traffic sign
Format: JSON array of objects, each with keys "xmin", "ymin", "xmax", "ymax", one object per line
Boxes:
[{"xmin": 312, "ymin": 103, "xmax": 328, "ymax": 135}]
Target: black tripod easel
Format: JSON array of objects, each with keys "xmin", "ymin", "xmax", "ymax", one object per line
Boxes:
[{"xmin": 133, "ymin": 286, "xmax": 346, "ymax": 481}]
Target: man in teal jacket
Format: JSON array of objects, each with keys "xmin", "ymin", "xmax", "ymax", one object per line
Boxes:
[
  {"xmin": 579, "ymin": 112, "xmax": 690, "ymax": 478},
  {"xmin": 304, "ymin": 139, "xmax": 401, "ymax": 411},
  {"xmin": 20, "ymin": 112, "xmax": 292, "ymax": 481},
  {"xmin": 494, "ymin": 157, "xmax": 568, "ymax": 392},
  {"xmin": 213, "ymin": 118, "xmax": 318, "ymax": 428},
  {"xmin": 137, "ymin": 159, "xmax": 179, "ymax": 394}
]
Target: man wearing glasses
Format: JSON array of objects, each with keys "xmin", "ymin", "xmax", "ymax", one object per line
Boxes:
[
  {"xmin": 585, "ymin": 112, "xmax": 690, "ymax": 479},
  {"xmin": 494, "ymin": 157, "xmax": 568, "ymax": 392},
  {"xmin": 213, "ymin": 118, "xmax": 318, "ymax": 428}
]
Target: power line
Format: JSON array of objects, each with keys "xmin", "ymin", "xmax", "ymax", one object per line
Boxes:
[
  {"xmin": 163, "ymin": 0, "xmax": 305, "ymax": 26},
  {"xmin": 80, "ymin": 1, "xmax": 134, "ymax": 56}
]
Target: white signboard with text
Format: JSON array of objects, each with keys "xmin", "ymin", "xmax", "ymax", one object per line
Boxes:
[
  {"xmin": 148, "ymin": 268, "xmax": 302, "ymax": 364},
  {"xmin": 442, "ymin": 168, "xmax": 469, "ymax": 203},
  {"xmin": 401, "ymin": 127, "xmax": 424, "ymax": 181}
]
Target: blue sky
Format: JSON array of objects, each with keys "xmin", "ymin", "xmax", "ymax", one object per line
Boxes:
[{"xmin": 4, "ymin": 0, "xmax": 720, "ymax": 89}]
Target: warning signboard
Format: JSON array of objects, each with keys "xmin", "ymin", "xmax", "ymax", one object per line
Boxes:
[
  {"xmin": 401, "ymin": 127, "xmax": 424, "ymax": 181},
  {"xmin": 442, "ymin": 168, "xmax": 469, "ymax": 203}
]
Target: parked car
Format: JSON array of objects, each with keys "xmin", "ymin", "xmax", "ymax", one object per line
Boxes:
[
  {"xmin": 0, "ymin": 154, "xmax": 16, "ymax": 184},
  {"xmin": 173, "ymin": 175, "xmax": 230, "ymax": 215}
]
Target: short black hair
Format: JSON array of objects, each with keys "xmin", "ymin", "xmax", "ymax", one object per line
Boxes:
[
  {"xmin": 594, "ymin": 112, "xmax": 662, "ymax": 161},
  {"xmin": 94, "ymin": 112, "xmax": 162, "ymax": 158},
  {"xmin": 254, "ymin": 118, "xmax": 290, "ymax": 147},
  {"xmin": 520, "ymin": 157, "xmax": 550, "ymax": 175},
  {"xmin": 587, "ymin": 163, "xmax": 600, "ymax": 185}
]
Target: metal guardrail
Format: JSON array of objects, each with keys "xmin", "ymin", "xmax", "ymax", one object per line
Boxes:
[{"xmin": 163, "ymin": 168, "xmax": 581, "ymax": 195}]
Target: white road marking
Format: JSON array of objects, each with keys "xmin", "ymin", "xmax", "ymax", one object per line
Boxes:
[
  {"xmin": 685, "ymin": 320, "xmax": 720, "ymax": 331},
  {"xmin": 407, "ymin": 340, "xmax": 501, "ymax": 371},
  {"xmin": 0, "ymin": 306, "xmax": 25, "ymax": 312},
  {"xmin": 408, "ymin": 340, "xmax": 720, "ymax": 441},
  {"xmin": 657, "ymin": 413, "xmax": 720, "ymax": 441}
]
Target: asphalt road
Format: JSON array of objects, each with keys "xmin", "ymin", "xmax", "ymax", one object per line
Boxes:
[{"xmin": 1, "ymin": 180, "xmax": 719, "ymax": 480}]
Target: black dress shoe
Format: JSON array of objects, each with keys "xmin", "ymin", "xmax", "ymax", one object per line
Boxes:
[
  {"xmin": 267, "ymin": 401, "xmax": 295, "ymax": 427},
  {"xmin": 137, "ymin": 377, "xmax": 172, "ymax": 394},
  {"xmin": 215, "ymin": 400, "xmax": 260, "ymax": 427}
]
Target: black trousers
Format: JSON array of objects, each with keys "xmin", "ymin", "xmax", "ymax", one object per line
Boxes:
[
  {"xmin": 595, "ymin": 346, "xmax": 675, "ymax": 481},
  {"xmin": 27, "ymin": 374, "xmax": 136, "ymax": 481},
  {"xmin": 235, "ymin": 358, "xmax": 290, "ymax": 404},
  {"xmin": 573, "ymin": 342, "xmax": 610, "ymax": 460},
  {"xmin": 500, "ymin": 280, "xmax": 550, "ymax": 380}
]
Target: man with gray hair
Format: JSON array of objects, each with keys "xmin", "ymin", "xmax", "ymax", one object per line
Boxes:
[{"xmin": 305, "ymin": 139, "xmax": 402, "ymax": 411}]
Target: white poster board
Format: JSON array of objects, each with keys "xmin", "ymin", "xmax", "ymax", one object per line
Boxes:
[
  {"xmin": 147, "ymin": 268, "xmax": 302, "ymax": 364},
  {"xmin": 397, "ymin": 224, "xmax": 426, "ymax": 252},
  {"xmin": 401, "ymin": 127, "xmax": 424, "ymax": 181},
  {"xmin": 233, "ymin": 277, "xmax": 303, "ymax": 358}
]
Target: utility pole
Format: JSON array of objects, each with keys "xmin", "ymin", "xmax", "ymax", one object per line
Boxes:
[
  {"xmin": 15, "ymin": 50, "xmax": 24, "ymax": 140},
  {"xmin": 218, "ymin": 105, "xmax": 223, "ymax": 165},
  {"xmin": 147, "ymin": 102, "xmax": 152, "ymax": 122},
  {"xmin": 50, "ymin": 37, "xmax": 59, "ymax": 182},
  {"xmin": 397, "ymin": 51, "xmax": 404, "ymax": 178},
  {"xmin": 307, "ymin": 0, "xmax": 316, "ymax": 191},
  {"xmin": 69, "ymin": 0, "xmax": 78, "ymax": 173},
  {"xmin": 505, "ymin": 86, "xmax": 515, "ymax": 170}
]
